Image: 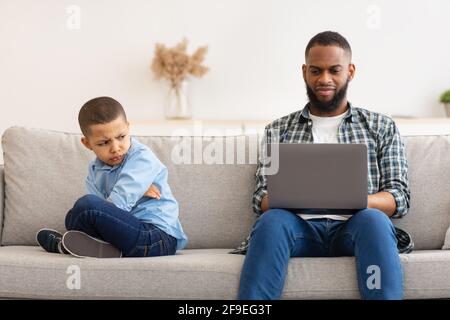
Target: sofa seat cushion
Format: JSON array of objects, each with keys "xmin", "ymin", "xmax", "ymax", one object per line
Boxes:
[
  {"xmin": 1, "ymin": 246, "xmax": 450, "ymax": 299},
  {"xmin": 0, "ymin": 247, "xmax": 243, "ymax": 299}
]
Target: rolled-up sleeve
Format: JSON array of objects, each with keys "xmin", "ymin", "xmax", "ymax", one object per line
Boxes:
[
  {"xmin": 252, "ymin": 127, "xmax": 271, "ymax": 215},
  {"xmin": 378, "ymin": 120, "xmax": 411, "ymax": 218}
]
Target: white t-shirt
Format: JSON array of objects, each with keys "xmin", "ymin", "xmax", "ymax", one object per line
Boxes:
[{"xmin": 299, "ymin": 110, "xmax": 351, "ymax": 221}]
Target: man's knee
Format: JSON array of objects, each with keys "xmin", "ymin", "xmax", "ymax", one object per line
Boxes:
[
  {"xmin": 253, "ymin": 209, "xmax": 299, "ymax": 235},
  {"xmin": 352, "ymin": 208, "xmax": 395, "ymax": 234},
  {"xmin": 356, "ymin": 208, "xmax": 391, "ymax": 223}
]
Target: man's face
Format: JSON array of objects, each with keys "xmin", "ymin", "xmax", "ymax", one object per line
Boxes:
[
  {"xmin": 302, "ymin": 45, "xmax": 355, "ymax": 113},
  {"xmin": 81, "ymin": 116, "xmax": 131, "ymax": 166}
]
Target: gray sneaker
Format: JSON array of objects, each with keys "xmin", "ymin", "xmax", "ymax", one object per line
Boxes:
[{"xmin": 62, "ymin": 230, "xmax": 122, "ymax": 258}]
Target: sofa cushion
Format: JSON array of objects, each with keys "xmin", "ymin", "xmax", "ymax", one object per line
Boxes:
[
  {"xmin": 393, "ymin": 135, "xmax": 450, "ymax": 250},
  {"xmin": 1, "ymin": 126, "xmax": 257, "ymax": 248},
  {"xmin": 1, "ymin": 246, "xmax": 450, "ymax": 299},
  {"xmin": 0, "ymin": 246, "xmax": 242, "ymax": 299},
  {"xmin": 442, "ymin": 227, "xmax": 450, "ymax": 250},
  {"xmin": 2, "ymin": 127, "xmax": 91, "ymax": 246},
  {"xmin": 0, "ymin": 165, "xmax": 4, "ymax": 242}
]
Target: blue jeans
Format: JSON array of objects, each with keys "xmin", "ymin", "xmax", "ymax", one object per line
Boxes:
[
  {"xmin": 65, "ymin": 194, "xmax": 177, "ymax": 257},
  {"xmin": 238, "ymin": 208, "xmax": 403, "ymax": 300}
]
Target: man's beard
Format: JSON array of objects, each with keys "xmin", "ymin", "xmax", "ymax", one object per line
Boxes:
[{"xmin": 306, "ymin": 80, "xmax": 349, "ymax": 113}]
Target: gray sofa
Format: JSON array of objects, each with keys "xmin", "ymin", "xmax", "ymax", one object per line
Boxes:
[{"xmin": 0, "ymin": 126, "xmax": 450, "ymax": 299}]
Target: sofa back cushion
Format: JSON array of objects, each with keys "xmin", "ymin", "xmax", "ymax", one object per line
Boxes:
[
  {"xmin": 393, "ymin": 135, "xmax": 450, "ymax": 249},
  {"xmin": 0, "ymin": 165, "xmax": 4, "ymax": 242},
  {"xmin": 1, "ymin": 127, "xmax": 257, "ymax": 249},
  {"xmin": 1, "ymin": 127, "xmax": 450, "ymax": 250}
]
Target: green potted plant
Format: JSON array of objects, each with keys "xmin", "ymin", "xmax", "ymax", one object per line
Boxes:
[{"xmin": 440, "ymin": 89, "xmax": 450, "ymax": 117}]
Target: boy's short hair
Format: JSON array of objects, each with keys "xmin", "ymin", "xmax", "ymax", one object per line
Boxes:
[{"xmin": 78, "ymin": 96, "xmax": 127, "ymax": 137}]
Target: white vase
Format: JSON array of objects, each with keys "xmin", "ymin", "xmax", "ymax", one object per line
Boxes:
[{"xmin": 165, "ymin": 79, "xmax": 192, "ymax": 119}]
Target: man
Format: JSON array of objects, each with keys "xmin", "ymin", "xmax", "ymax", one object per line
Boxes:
[{"xmin": 238, "ymin": 31, "xmax": 410, "ymax": 300}]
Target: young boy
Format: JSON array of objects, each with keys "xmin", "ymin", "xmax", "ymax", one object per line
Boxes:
[{"xmin": 36, "ymin": 96, "xmax": 188, "ymax": 258}]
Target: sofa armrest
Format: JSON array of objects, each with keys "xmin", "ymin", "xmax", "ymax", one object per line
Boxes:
[{"xmin": 0, "ymin": 165, "xmax": 4, "ymax": 244}]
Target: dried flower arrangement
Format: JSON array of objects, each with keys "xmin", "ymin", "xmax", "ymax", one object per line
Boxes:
[{"xmin": 151, "ymin": 39, "xmax": 209, "ymax": 89}]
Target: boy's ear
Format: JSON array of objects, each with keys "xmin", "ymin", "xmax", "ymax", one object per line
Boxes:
[{"xmin": 81, "ymin": 137, "xmax": 92, "ymax": 150}]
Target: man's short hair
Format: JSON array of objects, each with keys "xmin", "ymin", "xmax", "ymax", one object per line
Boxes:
[
  {"xmin": 78, "ymin": 96, "xmax": 127, "ymax": 137},
  {"xmin": 305, "ymin": 31, "xmax": 352, "ymax": 59}
]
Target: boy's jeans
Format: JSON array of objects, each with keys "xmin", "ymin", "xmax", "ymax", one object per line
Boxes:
[
  {"xmin": 238, "ymin": 208, "xmax": 403, "ymax": 300},
  {"xmin": 65, "ymin": 194, "xmax": 177, "ymax": 257}
]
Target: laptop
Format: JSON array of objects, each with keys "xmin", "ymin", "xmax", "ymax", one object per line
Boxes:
[{"xmin": 267, "ymin": 143, "xmax": 368, "ymax": 212}]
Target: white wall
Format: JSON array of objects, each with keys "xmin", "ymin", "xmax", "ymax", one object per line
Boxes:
[{"xmin": 1, "ymin": 0, "xmax": 450, "ymax": 163}]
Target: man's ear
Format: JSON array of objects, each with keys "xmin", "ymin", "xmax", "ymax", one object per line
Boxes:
[
  {"xmin": 302, "ymin": 64, "xmax": 307, "ymax": 81},
  {"xmin": 81, "ymin": 137, "xmax": 92, "ymax": 150},
  {"xmin": 348, "ymin": 63, "xmax": 356, "ymax": 81}
]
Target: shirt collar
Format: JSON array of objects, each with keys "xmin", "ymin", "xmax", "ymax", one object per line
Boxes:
[
  {"xmin": 300, "ymin": 102, "xmax": 357, "ymax": 123},
  {"xmin": 94, "ymin": 158, "xmax": 114, "ymax": 171}
]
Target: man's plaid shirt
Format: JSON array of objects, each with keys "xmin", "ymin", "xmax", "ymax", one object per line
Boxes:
[{"xmin": 252, "ymin": 103, "xmax": 411, "ymax": 219}]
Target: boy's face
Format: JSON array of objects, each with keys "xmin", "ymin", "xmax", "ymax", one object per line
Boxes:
[{"xmin": 81, "ymin": 116, "xmax": 131, "ymax": 166}]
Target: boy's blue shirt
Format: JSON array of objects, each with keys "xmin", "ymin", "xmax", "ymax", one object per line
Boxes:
[{"xmin": 85, "ymin": 137, "xmax": 188, "ymax": 251}]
